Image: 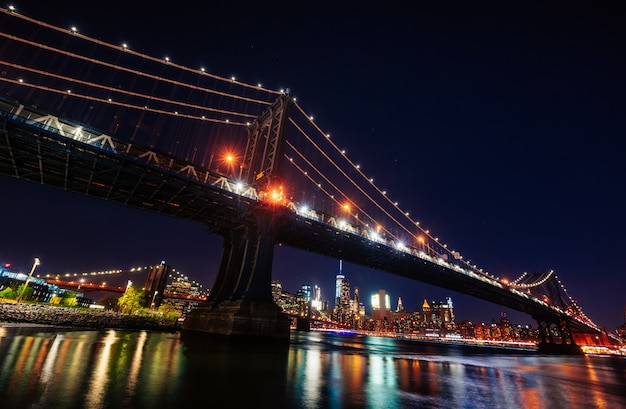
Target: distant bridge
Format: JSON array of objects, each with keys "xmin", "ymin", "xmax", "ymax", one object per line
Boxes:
[{"xmin": 45, "ymin": 279, "xmax": 207, "ymax": 302}]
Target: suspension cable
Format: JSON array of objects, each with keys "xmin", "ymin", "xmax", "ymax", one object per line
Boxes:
[{"xmin": 0, "ymin": 7, "xmax": 282, "ymax": 96}]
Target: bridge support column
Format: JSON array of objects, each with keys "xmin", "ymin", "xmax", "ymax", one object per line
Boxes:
[
  {"xmin": 182, "ymin": 208, "xmax": 290, "ymax": 342},
  {"xmin": 535, "ymin": 316, "xmax": 582, "ymax": 355}
]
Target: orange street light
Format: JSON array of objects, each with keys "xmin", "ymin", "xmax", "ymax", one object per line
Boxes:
[{"xmin": 417, "ymin": 236, "xmax": 427, "ymax": 252}]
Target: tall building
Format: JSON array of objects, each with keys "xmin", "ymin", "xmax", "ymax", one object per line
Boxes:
[
  {"xmin": 311, "ymin": 285, "xmax": 322, "ymax": 312},
  {"xmin": 300, "ymin": 284, "xmax": 312, "ymax": 302},
  {"xmin": 352, "ymin": 287, "xmax": 360, "ymax": 314},
  {"xmin": 333, "ymin": 260, "xmax": 352, "ymax": 323},
  {"xmin": 422, "ymin": 296, "xmax": 455, "ymax": 328},
  {"xmin": 371, "ymin": 289, "xmax": 391, "ymax": 321},
  {"xmin": 161, "ymin": 268, "xmax": 205, "ymax": 315},
  {"xmin": 271, "ymin": 280, "xmax": 283, "ymax": 303},
  {"xmin": 335, "ymin": 259, "xmax": 344, "ymax": 309},
  {"xmin": 396, "ymin": 296, "xmax": 404, "ymax": 312}
]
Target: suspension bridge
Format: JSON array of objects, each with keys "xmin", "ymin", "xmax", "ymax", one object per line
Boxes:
[{"xmin": 0, "ymin": 7, "xmax": 618, "ymax": 353}]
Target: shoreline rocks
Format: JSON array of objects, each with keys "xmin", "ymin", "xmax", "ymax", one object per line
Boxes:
[{"xmin": 0, "ymin": 301, "xmax": 180, "ymax": 332}]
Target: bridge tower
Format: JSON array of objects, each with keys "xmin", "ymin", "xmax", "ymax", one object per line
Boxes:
[
  {"xmin": 241, "ymin": 90, "xmax": 294, "ymax": 190},
  {"xmin": 182, "ymin": 93, "xmax": 294, "ymax": 342}
]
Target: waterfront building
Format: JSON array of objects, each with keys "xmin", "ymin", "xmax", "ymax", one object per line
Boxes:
[
  {"xmin": 161, "ymin": 269, "xmax": 206, "ymax": 315},
  {"xmin": 334, "ymin": 260, "xmax": 344, "ymax": 307},
  {"xmin": 0, "ymin": 262, "xmax": 91, "ymax": 306},
  {"xmin": 472, "ymin": 315, "xmax": 539, "ymax": 342},
  {"xmin": 396, "ymin": 296, "xmax": 405, "ymax": 312},
  {"xmin": 371, "ymin": 289, "xmax": 391, "ymax": 321},
  {"xmin": 311, "ymin": 285, "xmax": 322, "ymax": 311},
  {"xmin": 300, "ymin": 284, "xmax": 312, "ymax": 302},
  {"xmin": 422, "ymin": 296, "xmax": 455, "ymax": 329},
  {"xmin": 458, "ymin": 320, "xmax": 476, "ymax": 338},
  {"xmin": 333, "ymin": 260, "xmax": 353, "ymax": 324},
  {"xmin": 271, "ymin": 280, "xmax": 283, "ymax": 303}
]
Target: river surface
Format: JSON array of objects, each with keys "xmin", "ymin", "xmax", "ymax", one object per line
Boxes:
[{"xmin": 0, "ymin": 324, "xmax": 625, "ymax": 409}]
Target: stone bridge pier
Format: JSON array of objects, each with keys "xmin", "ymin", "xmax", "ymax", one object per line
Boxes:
[
  {"xmin": 182, "ymin": 205, "xmax": 290, "ymax": 342},
  {"xmin": 534, "ymin": 315, "xmax": 583, "ymax": 355}
]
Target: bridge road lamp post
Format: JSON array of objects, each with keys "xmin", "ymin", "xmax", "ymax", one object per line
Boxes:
[
  {"xmin": 151, "ymin": 291, "xmax": 159, "ymax": 309},
  {"xmin": 342, "ymin": 203, "xmax": 358, "ymax": 230},
  {"xmin": 417, "ymin": 236, "xmax": 426, "ymax": 253},
  {"xmin": 225, "ymin": 153, "xmax": 243, "ymax": 180},
  {"xmin": 16, "ymin": 257, "xmax": 40, "ymax": 303}
]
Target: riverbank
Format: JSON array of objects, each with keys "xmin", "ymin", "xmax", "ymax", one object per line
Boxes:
[{"xmin": 0, "ymin": 301, "xmax": 180, "ymax": 332}]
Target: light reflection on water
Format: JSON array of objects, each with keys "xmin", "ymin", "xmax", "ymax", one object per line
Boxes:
[{"xmin": 0, "ymin": 325, "xmax": 625, "ymax": 409}]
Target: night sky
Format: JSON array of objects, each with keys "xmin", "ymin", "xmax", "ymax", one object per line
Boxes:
[{"xmin": 2, "ymin": 1, "xmax": 625, "ymax": 331}]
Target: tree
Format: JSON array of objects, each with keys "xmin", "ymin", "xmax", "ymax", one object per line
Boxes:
[
  {"xmin": 16, "ymin": 284, "xmax": 34, "ymax": 301},
  {"xmin": 0, "ymin": 287, "xmax": 15, "ymax": 299},
  {"xmin": 157, "ymin": 303, "xmax": 182, "ymax": 320},
  {"xmin": 61, "ymin": 291, "xmax": 77, "ymax": 307},
  {"xmin": 117, "ymin": 286, "xmax": 145, "ymax": 315}
]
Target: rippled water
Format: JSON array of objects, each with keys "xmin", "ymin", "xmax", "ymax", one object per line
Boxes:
[{"xmin": 0, "ymin": 325, "xmax": 624, "ymax": 408}]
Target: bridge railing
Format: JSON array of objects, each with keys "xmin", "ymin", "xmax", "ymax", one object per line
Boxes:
[{"xmin": 0, "ymin": 98, "xmax": 261, "ymax": 202}]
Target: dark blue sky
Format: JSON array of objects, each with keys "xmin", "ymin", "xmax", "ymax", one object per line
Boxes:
[{"xmin": 2, "ymin": 1, "xmax": 625, "ymax": 331}]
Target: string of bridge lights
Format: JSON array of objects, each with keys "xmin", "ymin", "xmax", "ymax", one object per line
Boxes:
[
  {"xmin": 507, "ymin": 270, "xmax": 554, "ymax": 289},
  {"xmin": 285, "ymin": 120, "xmax": 412, "ymax": 244},
  {"xmin": 290, "ymin": 102, "xmax": 494, "ymax": 278},
  {"xmin": 2, "ymin": 5, "xmax": 282, "ymax": 96},
  {"xmin": 554, "ymin": 273, "xmax": 591, "ymax": 321},
  {"xmin": 0, "ymin": 37, "xmax": 271, "ymax": 125},
  {"xmin": 0, "ymin": 32, "xmax": 273, "ymax": 108},
  {"xmin": 35, "ymin": 265, "xmax": 199, "ymax": 284},
  {"xmin": 504, "ymin": 270, "xmax": 591, "ymax": 323},
  {"xmin": 0, "ymin": 76, "xmax": 254, "ymax": 126},
  {"xmin": 284, "ymin": 144, "xmax": 398, "ymax": 242},
  {"xmin": 1, "ymin": 61, "xmax": 261, "ymax": 120}
]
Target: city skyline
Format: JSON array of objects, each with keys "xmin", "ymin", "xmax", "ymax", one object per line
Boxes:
[
  {"xmin": 1, "ymin": 2, "xmax": 625, "ymax": 332},
  {"xmin": 8, "ymin": 254, "xmax": 565, "ymax": 327}
]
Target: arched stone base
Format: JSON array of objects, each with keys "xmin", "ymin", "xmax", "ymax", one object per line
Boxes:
[
  {"xmin": 182, "ymin": 299, "xmax": 290, "ymax": 342},
  {"xmin": 535, "ymin": 316, "xmax": 583, "ymax": 355}
]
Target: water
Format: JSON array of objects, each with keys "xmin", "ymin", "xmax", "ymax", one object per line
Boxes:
[{"xmin": 1, "ymin": 325, "xmax": 625, "ymax": 409}]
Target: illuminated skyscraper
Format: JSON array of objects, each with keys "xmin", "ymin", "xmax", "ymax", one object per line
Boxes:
[
  {"xmin": 396, "ymin": 296, "xmax": 404, "ymax": 312},
  {"xmin": 371, "ymin": 289, "xmax": 391, "ymax": 321},
  {"xmin": 335, "ymin": 259, "xmax": 344, "ymax": 309},
  {"xmin": 333, "ymin": 260, "xmax": 352, "ymax": 323},
  {"xmin": 300, "ymin": 284, "xmax": 312, "ymax": 301},
  {"xmin": 423, "ymin": 296, "xmax": 455, "ymax": 328},
  {"xmin": 271, "ymin": 280, "xmax": 283, "ymax": 303},
  {"xmin": 353, "ymin": 287, "xmax": 360, "ymax": 313},
  {"xmin": 311, "ymin": 285, "xmax": 322, "ymax": 311}
]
